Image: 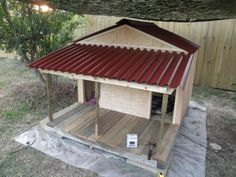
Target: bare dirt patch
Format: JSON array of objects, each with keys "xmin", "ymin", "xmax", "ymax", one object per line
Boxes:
[{"xmin": 192, "ymin": 87, "xmax": 236, "ymax": 177}]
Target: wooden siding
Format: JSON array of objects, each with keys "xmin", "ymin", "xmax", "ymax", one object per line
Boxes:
[
  {"xmin": 79, "ymin": 25, "xmax": 183, "ymax": 52},
  {"xmin": 173, "ymin": 54, "xmax": 197, "ymax": 125},
  {"xmin": 78, "ymin": 15, "xmax": 236, "ymax": 91},
  {"xmin": 100, "ymin": 84, "xmax": 152, "ymax": 118}
]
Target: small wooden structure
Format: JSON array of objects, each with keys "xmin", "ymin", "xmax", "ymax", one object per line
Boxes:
[{"xmin": 29, "ymin": 19, "xmax": 200, "ymax": 175}]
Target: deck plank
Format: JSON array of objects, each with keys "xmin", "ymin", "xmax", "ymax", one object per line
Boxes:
[
  {"xmin": 75, "ymin": 109, "xmax": 109, "ymax": 138},
  {"xmin": 99, "ymin": 111, "xmax": 124, "ymax": 135},
  {"xmin": 129, "ymin": 120, "xmax": 162, "ymax": 155},
  {"xmin": 66, "ymin": 108, "xmax": 96, "ymax": 133},
  {"xmin": 154, "ymin": 124, "xmax": 179, "ymax": 165},
  {"xmin": 98, "ymin": 114, "xmax": 133, "ymax": 146},
  {"xmin": 86, "ymin": 111, "xmax": 125, "ymax": 141},
  {"xmin": 46, "ymin": 102, "xmax": 177, "ymax": 167},
  {"xmin": 56, "ymin": 104, "xmax": 93, "ymax": 130},
  {"xmin": 141, "ymin": 122, "xmax": 169, "ymax": 157},
  {"xmin": 118, "ymin": 118, "xmax": 150, "ymax": 148},
  {"xmin": 47, "ymin": 103, "xmax": 82, "ymax": 127},
  {"xmin": 110, "ymin": 116, "xmax": 140, "ymax": 147},
  {"xmin": 56, "ymin": 106, "xmax": 95, "ymax": 132}
]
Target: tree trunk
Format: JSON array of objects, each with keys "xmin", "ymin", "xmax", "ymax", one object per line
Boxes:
[{"xmin": 20, "ymin": 0, "xmax": 236, "ymax": 22}]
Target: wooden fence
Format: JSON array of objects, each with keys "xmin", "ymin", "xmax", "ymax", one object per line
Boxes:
[{"xmin": 77, "ymin": 15, "xmax": 236, "ymax": 91}]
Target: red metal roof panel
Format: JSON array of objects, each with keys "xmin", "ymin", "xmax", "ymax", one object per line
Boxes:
[{"xmin": 28, "ymin": 44, "xmax": 193, "ymax": 88}]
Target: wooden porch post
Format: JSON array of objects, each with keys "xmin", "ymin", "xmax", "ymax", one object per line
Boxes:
[
  {"xmin": 95, "ymin": 82, "xmax": 101, "ymax": 138},
  {"xmin": 77, "ymin": 79, "xmax": 85, "ymax": 103},
  {"xmin": 45, "ymin": 73, "xmax": 53, "ymax": 122},
  {"xmin": 157, "ymin": 93, "xmax": 168, "ymax": 153}
]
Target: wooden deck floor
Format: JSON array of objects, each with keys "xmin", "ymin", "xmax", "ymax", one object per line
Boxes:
[{"xmin": 46, "ymin": 103, "xmax": 179, "ymax": 170}]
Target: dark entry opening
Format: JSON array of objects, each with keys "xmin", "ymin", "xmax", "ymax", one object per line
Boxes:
[
  {"xmin": 151, "ymin": 92, "xmax": 175, "ymax": 116},
  {"xmin": 85, "ymin": 81, "xmax": 95, "ymax": 105}
]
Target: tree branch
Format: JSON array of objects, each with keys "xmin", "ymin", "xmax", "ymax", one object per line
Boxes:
[{"xmin": 18, "ymin": 0, "xmax": 236, "ymax": 22}]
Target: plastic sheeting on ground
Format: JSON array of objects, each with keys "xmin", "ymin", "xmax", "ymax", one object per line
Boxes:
[{"xmin": 15, "ymin": 101, "xmax": 207, "ymax": 177}]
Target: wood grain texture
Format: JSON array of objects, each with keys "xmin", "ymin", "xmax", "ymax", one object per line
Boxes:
[
  {"xmin": 45, "ymin": 73, "xmax": 53, "ymax": 122},
  {"xmin": 95, "ymin": 82, "xmax": 100, "ymax": 137},
  {"xmin": 100, "ymin": 84, "xmax": 152, "ymax": 118},
  {"xmin": 77, "ymin": 79, "xmax": 85, "ymax": 103},
  {"xmin": 56, "ymin": 104, "xmax": 94, "ymax": 131},
  {"xmin": 40, "ymin": 69, "xmax": 173, "ymax": 94},
  {"xmin": 47, "ymin": 103, "xmax": 177, "ymax": 166},
  {"xmin": 80, "ymin": 25, "xmax": 183, "ymax": 52},
  {"xmin": 154, "ymin": 124, "xmax": 179, "ymax": 165},
  {"xmin": 47, "ymin": 103, "xmax": 82, "ymax": 127},
  {"xmin": 172, "ymin": 54, "xmax": 197, "ymax": 125},
  {"xmin": 157, "ymin": 94, "xmax": 169, "ymax": 152}
]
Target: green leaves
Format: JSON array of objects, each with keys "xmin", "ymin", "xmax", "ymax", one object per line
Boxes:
[{"xmin": 0, "ymin": 0, "xmax": 83, "ymax": 64}]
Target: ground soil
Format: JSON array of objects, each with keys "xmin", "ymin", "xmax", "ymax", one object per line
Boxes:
[
  {"xmin": 0, "ymin": 56, "xmax": 235, "ymax": 177},
  {"xmin": 192, "ymin": 87, "xmax": 236, "ymax": 177}
]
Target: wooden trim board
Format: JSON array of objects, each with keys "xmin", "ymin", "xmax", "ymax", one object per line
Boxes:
[
  {"xmin": 172, "ymin": 54, "xmax": 197, "ymax": 125},
  {"xmin": 45, "ymin": 73, "xmax": 53, "ymax": 122},
  {"xmin": 78, "ymin": 41, "xmax": 186, "ymax": 53},
  {"xmin": 77, "ymin": 79, "xmax": 85, "ymax": 103},
  {"xmin": 39, "ymin": 69, "xmax": 174, "ymax": 94}
]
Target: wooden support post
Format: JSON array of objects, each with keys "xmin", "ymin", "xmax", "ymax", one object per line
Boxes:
[
  {"xmin": 95, "ymin": 82, "xmax": 101, "ymax": 138},
  {"xmin": 77, "ymin": 79, "xmax": 85, "ymax": 103},
  {"xmin": 45, "ymin": 73, "xmax": 53, "ymax": 122},
  {"xmin": 157, "ymin": 94, "xmax": 168, "ymax": 153}
]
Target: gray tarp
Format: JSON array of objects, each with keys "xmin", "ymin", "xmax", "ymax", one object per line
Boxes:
[{"xmin": 15, "ymin": 101, "xmax": 207, "ymax": 177}]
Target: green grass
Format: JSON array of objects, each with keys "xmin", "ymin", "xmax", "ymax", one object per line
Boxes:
[{"xmin": 1, "ymin": 103, "xmax": 31, "ymax": 121}]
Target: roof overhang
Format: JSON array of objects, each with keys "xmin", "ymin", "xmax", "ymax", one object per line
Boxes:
[
  {"xmin": 29, "ymin": 43, "xmax": 192, "ymax": 89},
  {"xmin": 39, "ymin": 69, "xmax": 174, "ymax": 94}
]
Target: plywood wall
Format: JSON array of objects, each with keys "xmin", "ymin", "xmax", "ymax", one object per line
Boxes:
[
  {"xmin": 76, "ymin": 15, "xmax": 236, "ymax": 91},
  {"xmin": 100, "ymin": 84, "xmax": 152, "ymax": 119},
  {"xmin": 173, "ymin": 54, "xmax": 197, "ymax": 125},
  {"xmin": 80, "ymin": 25, "xmax": 183, "ymax": 51}
]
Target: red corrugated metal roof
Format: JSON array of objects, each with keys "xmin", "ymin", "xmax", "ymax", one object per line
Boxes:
[
  {"xmin": 75, "ymin": 19, "xmax": 200, "ymax": 53},
  {"xmin": 29, "ymin": 44, "xmax": 192, "ymax": 88}
]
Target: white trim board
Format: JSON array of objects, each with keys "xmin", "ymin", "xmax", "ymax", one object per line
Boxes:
[
  {"xmin": 78, "ymin": 41, "xmax": 186, "ymax": 53},
  {"xmin": 39, "ymin": 69, "xmax": 174, "ymax": 95}
]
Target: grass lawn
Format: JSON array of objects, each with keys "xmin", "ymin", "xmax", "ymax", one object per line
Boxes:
[
  {"xmin": 0, "ymin": 55, "xmax": 235, "ymax": 177},
  {"xmin": 0, "ymin": 56, "xmax": 98, "ymax": 177}
]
